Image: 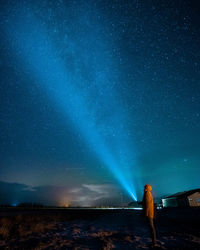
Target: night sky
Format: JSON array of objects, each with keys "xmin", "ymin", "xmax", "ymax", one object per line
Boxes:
[{"xmin": 0, "ymin": 0, "xmax": 200, "ymax": 206}]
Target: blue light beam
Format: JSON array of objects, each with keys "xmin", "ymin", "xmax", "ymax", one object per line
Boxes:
[{"xmin": 4, "ymin": 4, "xmax": 137, "ymax": 201}]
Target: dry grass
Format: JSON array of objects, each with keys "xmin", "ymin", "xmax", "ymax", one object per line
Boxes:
[
  {"xmin": 0, "ymin": 215, "xmax": 58, "ymax": 239},
  {"xmin": 0, "ymin": 208, "xmax": 199, "ymax": 249},
  {"xmin": 0, "ymin": 217, "xmax": 13, "ymax": 238}
]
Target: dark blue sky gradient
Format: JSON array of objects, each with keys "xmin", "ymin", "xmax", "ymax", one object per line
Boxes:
[{"xmin": 0, "ymin": 0, "xmax": 200, "ymax": 206}]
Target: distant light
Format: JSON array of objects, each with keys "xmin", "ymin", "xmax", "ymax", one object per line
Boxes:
[
  {"xmin": 64, "ymin": 203, "xmax": 71, "ymax": 208},
  {"xmin": 12, "ymin": 203, "xmax": 17, "ymax": 207},
  {"xmin": 91, "ymin": 207, "xmax": 142, "ymax": 210},
  {"xmin": 55, "ymin": 207, "xmax": 143, "ymax": 210}
]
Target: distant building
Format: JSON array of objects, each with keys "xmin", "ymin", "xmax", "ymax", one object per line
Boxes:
[{"xmin": 162, "ymin": 189, "xmax": 200, "ymax": 208}]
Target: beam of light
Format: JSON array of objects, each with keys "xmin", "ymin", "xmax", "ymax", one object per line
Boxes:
[{"xmin": 4, "ymin": 4, "xmax": 137, "ymax": 201}]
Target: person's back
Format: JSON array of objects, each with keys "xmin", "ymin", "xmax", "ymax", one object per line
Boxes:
[
  {"xmin": 142, "ymin": 184, "xmax": 157, "ymax": 246},
  {"xmin": 142, "ymin": 184, "xmax": 154, "ymax": 218}
]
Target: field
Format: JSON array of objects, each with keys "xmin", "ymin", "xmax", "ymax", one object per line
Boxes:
[{"xmin": 0, "ymin": 207, "xmax": 200, "ymax": 249}]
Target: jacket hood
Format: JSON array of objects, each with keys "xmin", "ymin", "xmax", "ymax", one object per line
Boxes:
[{"xmin": 144, "ymin": 184, "xmax": 152, "ymax": 192}]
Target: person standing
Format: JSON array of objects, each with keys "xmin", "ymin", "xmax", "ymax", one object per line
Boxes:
[{"xmin": 142, "ymin": 184, "xmax": 157, "ymax": 247}]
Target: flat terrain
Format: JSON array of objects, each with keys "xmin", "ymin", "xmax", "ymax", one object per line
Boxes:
[{"xmin": 0, "ymin": 207, "xmax": 199, "ymax": 249}]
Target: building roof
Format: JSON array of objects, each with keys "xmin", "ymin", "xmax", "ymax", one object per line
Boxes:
[{"xmin": 165, "ymin": 188, "xmax": 200, "ymax": 199}]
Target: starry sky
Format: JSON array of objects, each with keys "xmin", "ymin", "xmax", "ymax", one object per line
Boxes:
[{"xmin": 0, "ymin": 0, "xmax": 200, "ymax": 206}]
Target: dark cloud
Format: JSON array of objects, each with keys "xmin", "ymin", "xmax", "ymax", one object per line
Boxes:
[{"xmin": 0, "ymin": 181, "xmax": 123, "ymax": 206}]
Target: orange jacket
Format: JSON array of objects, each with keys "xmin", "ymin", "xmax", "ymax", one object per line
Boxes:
[{"xmin": 142, "ymin": 184, "xmax": 154, "ymax": 219}]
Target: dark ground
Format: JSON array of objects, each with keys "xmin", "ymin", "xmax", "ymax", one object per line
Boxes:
[{"xmin": 0, "ymin": 207, "xmax": 199, "ymax": 249}]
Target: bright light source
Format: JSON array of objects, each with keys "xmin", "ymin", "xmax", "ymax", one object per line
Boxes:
[{"xmin": 131, "ymin": 192, "xmax": 137, "ymax": 201}]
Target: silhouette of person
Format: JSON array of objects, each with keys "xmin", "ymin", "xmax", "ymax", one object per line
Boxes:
[{"xmin": 142, "ymin": 184, "xmax": 157, "ymax": 247}]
